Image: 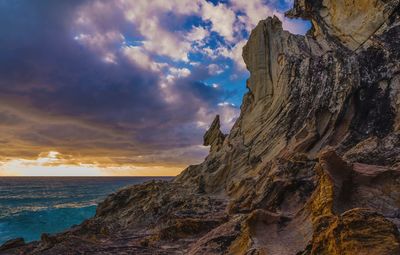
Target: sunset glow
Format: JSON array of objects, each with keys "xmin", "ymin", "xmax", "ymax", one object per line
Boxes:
[{"xmin": 0, "ymin": 151, "xmax": 182, "ymax": 176}]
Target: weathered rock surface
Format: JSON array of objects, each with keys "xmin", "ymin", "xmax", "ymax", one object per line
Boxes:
[
  {"xmin": 2, "ymin": 0, "xmax": 400, "ymax": 254},
  {"xmin": 286, "ymin": 0, "xmax": 400, "ymax": 50},
  {"xmin": 203, "ymin": 115, "xmax": 226, "ymax": 153},
  {"xmin": 0, "ymin": 238, "xmax": 25, "ymax": 252}
]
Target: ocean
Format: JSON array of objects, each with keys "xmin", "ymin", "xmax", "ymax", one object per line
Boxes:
[{"xmin": 0, "ymin": 177, "xmax": 173, "ymax": 245}]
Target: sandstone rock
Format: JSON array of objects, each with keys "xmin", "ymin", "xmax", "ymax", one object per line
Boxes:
[
  {"xmin": 203, "ymin": 115, "xmax": 226, "ymax": 153},
  {"xmin": 3, "ymin": 0, "xmax": 400, "ymax": 254},
  {"xmin": 309, "ymin": 208, "xmax": 400, "ymax": 255},
  {"xmin": 286, "ymin": 0, "xmax": 400, "ymax": 50}
]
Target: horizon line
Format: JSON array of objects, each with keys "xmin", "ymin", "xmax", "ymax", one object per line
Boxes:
[{"xmin": 0, "ymin": 175, "xmax": 176, "ymax": 178}]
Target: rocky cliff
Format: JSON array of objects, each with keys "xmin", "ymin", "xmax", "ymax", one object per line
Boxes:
[{"xmin": 2, "ymin": 0, "xmax": 400, "ymax": 254}]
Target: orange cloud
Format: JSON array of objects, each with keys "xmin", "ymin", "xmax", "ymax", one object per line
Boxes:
[{"xmin": 0, "ymin": 151, "xmax": 182, "ymax": 176}]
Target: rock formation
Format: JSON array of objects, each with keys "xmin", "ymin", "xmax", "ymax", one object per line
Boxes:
[
  {"xmin": 203, "ymin": 115, "xmax": 226, "ymax": 153},
  {"xmin": 2, "ymin": 0, "xmax": 400, "ymax": 254}
]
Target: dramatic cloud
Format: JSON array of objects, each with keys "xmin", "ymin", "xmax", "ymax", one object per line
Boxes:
[{"xmin": 0, "ymin": 0, "xmax": 309, "ymax": 175}]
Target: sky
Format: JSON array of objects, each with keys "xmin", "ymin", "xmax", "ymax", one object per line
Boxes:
[{"xmin": 0, "ymin": 0, "xmax": 310, "ymax": 176}]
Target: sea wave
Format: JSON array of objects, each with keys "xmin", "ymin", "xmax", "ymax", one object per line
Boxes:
[
  {"xmin": 53, "ymin": 201, "xmax": 98, "ymax": 209},
  {"xmin": 0, "ymin": 205, "xmax": 98, "ymax": 244},
  {"xmin": 0, "ymin": 177, "xmax": 169, "ymax": 244},
  {"xmin": 0, "ymin": 202, "xmax": 99, "ymax": 219},
  {"xmin": 0, "ymin": 193, "xmax": 90, "ymax": 200}
]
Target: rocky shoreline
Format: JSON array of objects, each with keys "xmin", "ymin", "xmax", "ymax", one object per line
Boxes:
[{"xmin": 2, "ymin": 0, "xmax": 400, "ymax": 254}]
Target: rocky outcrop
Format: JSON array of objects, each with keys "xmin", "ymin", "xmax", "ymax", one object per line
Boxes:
[
  {"xmin": 2, "ymin": 0, "xmax": 400, "ymax": 254},
  {"xmin": 0, "ymin": 238, "xmax": 25, "ymax": 252},
  {"xmin": 203, "ymin": 115, "xmax": 226, "ymax": 153},
  {"xmin": 286, "ymin": 0, "xmax": 400, "ymax": 50}
]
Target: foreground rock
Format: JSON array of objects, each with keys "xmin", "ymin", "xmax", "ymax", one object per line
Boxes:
[
  {"xmin": 2, "ymin": 0, "xmax": 400, "ymax": 254},
  {"xmin": 0, "ymin": 238, "xmax": 25, "ymax": 252}
]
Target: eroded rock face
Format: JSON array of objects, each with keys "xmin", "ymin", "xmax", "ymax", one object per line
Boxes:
[
  {"xmin": 287, "ymin": 0, "xmax": 400, "ymax": 50},
  {"xmin": 203, "ymin": 115, "xmax": 226, "ymax": 153},
  {"xmin": 3, "ymin": 0, "xmax": 400, "ymax": 254}
]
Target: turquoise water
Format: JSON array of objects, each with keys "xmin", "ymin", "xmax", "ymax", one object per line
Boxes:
[{"xmin": 0, "ymin": 177, "xmax": 172, "ymax": 244}]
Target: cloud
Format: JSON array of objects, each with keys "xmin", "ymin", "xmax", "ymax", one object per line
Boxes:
[
  {"xmin": 201, "ymin": 1, "xmax": 237, "ymax": 42},
  {"xmin": 72, "ymin": 0, "xmax": 310, "ymax": 73},
  {"xmin": 0, "ymin": 0, "xmax": 308, "ymax": 174},
  {"xmin": 0, "ymin": 151, "xmax": 184, "ymax": 176},
  {"xmin": 122, "ymin": 46, "xmax": 168, "ymax": 72},
  {"xmin": 186, "ymin": 26, "xmax": 210, "ymax": 46},
  {"xmin": 0, "ymin": 0, "xmax": 229, "ymax": 166},
  {"xmin": 231, "ymin": 0, "xmax": 276, "ymax": 31},
  {"xmin": 169, "ymin": 67, "xmax": 192, "ymax": 79},
  {"xmin": 208, "ymin": 64, "xmax": 225, "ymax": 75}
]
